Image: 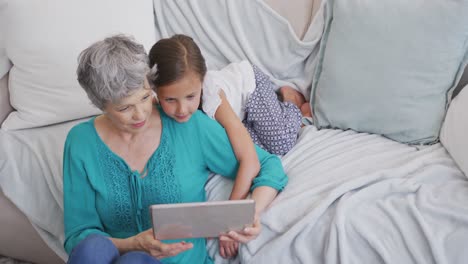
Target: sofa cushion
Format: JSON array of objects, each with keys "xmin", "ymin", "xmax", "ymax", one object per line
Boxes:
[
  {"xmin": 1, "ymin": 0, "xmax": 156, "ymax": 130},
  {"xmin": 441, "ymin": 85, "xmax": 468, "ymax": 177},
  {"xmin": 310, "ymin": 0, "xmax": 468, "ymax": 144}
]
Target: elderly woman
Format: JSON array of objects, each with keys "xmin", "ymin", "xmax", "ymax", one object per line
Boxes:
[{"xmin": 63, "ymin": 35, "xmax": 288, "ymax": 264}]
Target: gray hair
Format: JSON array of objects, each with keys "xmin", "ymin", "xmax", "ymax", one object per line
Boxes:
[{"xmin": 76, "ymin": 34, "xmax": 149, "ymax": 110}]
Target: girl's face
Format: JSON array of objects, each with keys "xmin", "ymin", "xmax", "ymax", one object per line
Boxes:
[
  {"xmin": 156, "ymin": 71, "xmax": 202, "ymax": 123},
  {"xmin": 103, "ymin": 79, "xmax": 154, "ymax": 133}
]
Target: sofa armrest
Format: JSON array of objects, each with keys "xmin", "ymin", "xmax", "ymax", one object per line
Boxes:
[
  {"xmin": 0, "ymin": 72, "xmax": 12, "ymax": 125},
  {"xmin": 0, "ymin": 190, "xmax": 64, "ymax": 264},
  {"xmin": 453, "ymin": 65, "xmax": 468, "ymax": 99},
  {"xmin": 441, "ymin": 82, "xmax": 468, "ymax": 177}
]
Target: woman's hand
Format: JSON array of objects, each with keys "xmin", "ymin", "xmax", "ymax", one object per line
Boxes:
[
  {"xmin": 133, "ymin": 229, "xmax": 193, "ymax": 259},
  {"xmin": 219, "ymin": 214, "xmax": 261, "ymax": 244}
]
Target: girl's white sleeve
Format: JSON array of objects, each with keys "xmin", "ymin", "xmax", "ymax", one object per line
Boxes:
[{"xmin": 201, "ymin": 71, "xmax": 222, "ymax": 119}]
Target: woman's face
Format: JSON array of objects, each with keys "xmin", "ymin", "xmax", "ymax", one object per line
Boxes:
[
  {"xmin": 156, "ymin": 71, "xmax": 202, "ymax": 123},
  {"xmin": 103, "ymin": 80, "xmax": 154, "ymax": 133}
]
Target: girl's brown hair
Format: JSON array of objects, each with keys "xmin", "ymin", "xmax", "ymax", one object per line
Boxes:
[{"xmin": 147, "ymin": 34, "xmax": 207, "ymax": 88}]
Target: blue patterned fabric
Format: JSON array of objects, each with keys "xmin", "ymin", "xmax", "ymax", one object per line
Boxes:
[{"xmin": 243, "ymin": 65, "xmax": 302, "ymax": 155}]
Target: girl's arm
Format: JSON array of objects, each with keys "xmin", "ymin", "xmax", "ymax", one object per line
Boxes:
[
  {"xmin": 214, "ymin": 90, "xmax": 260, "ymax": 200},
  {"xmin": 219, "ymin": 186, "xmax": 278, "ymax": 245},
  {"xmin": 198, "ymin": 107, "xmax": 288, "ymax": 244}
]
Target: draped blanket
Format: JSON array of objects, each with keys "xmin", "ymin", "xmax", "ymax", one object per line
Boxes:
[
  {"xmin": 205, "ymin": 126, "xmax": 468, "ymax": 264},
  {"xmin": 153, "ymin": 0, "xmax": 325, "ymax": 98}
]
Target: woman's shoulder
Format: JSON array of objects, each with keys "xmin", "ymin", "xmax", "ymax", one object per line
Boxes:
[
  {"xmin": 66, "ymin": 117, "xmax": 97, "ymax": 144},
  {"xmin": 157, "ymin": 107, "xmax": 221, "ymax": 133}
]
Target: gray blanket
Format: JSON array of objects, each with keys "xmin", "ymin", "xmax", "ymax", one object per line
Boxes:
[{"xmin": 205, "ymin": 126, "xmax": 468, "ymax": 264}]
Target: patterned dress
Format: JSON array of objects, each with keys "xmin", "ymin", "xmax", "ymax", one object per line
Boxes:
[
  {"xmin": 202, "ymin": 61, "xmax": 302, "ymax": 156},
  {"xmin": 243, "ymin": 65, "xmax": 302, "ymax": 155}
]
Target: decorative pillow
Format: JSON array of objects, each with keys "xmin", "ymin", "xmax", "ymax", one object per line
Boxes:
[
  {"xmin": 311, "ymin": 0, "xmax": 468, "ymax": 144},
  {"xmin": 441, "ymin": 85, "xmax": 468, "ymax": 177},
  {"xmin": 1, "ymin": 0, "xmax": 156, "ymax": 130}
]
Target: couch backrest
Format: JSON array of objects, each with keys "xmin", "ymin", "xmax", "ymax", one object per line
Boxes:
[
  {"xmin": 0, "ymin": 0, "xmax": 467, "ymax": 126},
  {"xmin": 265, "ymin": 0, "xmax": 321, "ymax": 39}
]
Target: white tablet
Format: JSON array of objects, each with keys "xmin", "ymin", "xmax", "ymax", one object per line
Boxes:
[{"xmin": 150, "ymin": 200, "xmax": 255, "ymax": 240}]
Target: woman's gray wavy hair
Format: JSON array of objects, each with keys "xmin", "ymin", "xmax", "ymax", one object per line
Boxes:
[{"xmin": 76, "ymin": 34, "xmax": 149, "ymax": 110}]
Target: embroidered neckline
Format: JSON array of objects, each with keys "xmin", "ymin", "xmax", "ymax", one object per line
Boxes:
[
  {"xmin": 91, "ymin": 107, "xmax": 180, "ymax": 232},
  {"xmin": 89, "ymin": 109, "xmax": 164, "ymax": 176}
]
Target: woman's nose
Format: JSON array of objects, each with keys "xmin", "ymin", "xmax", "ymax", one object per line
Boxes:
[{"xmin": 133, "ymin": 106, "xmax": 145, "ymax": 120}]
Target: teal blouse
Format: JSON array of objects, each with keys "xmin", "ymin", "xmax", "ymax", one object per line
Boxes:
[{"xmin": 63, "ymin": 107, "xmax": 288, "ymax": 264}]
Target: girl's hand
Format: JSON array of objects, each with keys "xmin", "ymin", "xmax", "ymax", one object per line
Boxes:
[
  {"xmin": 218, "ymin": 239, "xmax": 239, "ymax": 259},
  {"xmin": 133, "ymin": 229, "xmax": 193, "ymax": 259},
  {"xmin": 219, "ymin": 214, "xmax": 261, "ymax": 244}
]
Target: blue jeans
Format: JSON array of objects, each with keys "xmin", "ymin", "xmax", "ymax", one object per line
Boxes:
[{"xmin": 67, "ymin": 234, "xmax": 162, "ymax": 264}]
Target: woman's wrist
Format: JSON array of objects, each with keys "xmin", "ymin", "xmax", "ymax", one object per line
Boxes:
[
  {"xmin": 129, "ymin": 235, "xmax": 139, "ymax": 251},
  {"xmin": 110, "ymin": 235, "xmax": 140, "ymax": 254}
]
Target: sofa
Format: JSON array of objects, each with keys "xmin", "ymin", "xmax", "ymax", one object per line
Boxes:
[{"xmin": 1, "ymin": 0, "xmax": 468, "ymax": 263}]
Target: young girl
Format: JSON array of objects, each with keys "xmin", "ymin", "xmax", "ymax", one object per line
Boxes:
[{"xmin": 147, "ymin": 34, "xmax": 308, "ymax": 258}]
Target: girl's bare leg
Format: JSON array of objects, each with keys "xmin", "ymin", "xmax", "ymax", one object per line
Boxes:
[
  {"xmin": 279, "ymin": 86, "xmax": 305, "ymax": 108},
  {"xmin": 279, "ymin": 86, "xmax": 312, "ymax": 118},
  {"xmin": 300, "ymin": 102, "xmax": 312, "ymax": 118},
  {"xmin": 243, "ymin": 67, "xmax": 302, "ymax": 155}
]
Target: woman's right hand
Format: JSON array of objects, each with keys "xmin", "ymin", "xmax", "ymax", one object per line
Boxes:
[{"xmin": 133, "ymin": 229, "xmax": 193, "ymax": 259}]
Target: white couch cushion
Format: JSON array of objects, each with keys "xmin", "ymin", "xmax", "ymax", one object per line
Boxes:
[
  {"xmin": 1, "ymin": 0, "xmax": 156, "ymax": 130},
  {"xmin": 441, "ymin": 85, "xmax": 468, "ymax": 177}
]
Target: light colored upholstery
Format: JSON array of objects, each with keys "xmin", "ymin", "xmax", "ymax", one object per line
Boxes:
[
  {"xmin": 0, "ymin": 191, "xmax": 63, "ymax": 264},
  {"xmin": 0, "ymin": 73, "xmax": 12, "ymax": 124}
]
